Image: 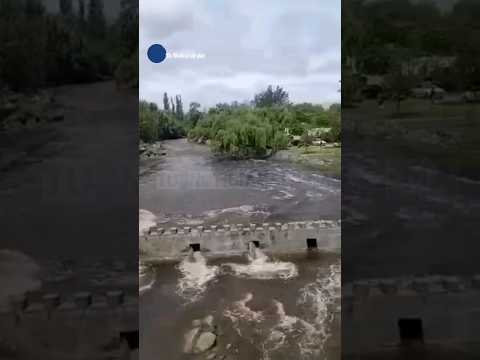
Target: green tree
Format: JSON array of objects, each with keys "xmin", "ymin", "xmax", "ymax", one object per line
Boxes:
[
  {"xmin": 253, "ymin": 85, "xmax": 289, "ymax": 108},
  {"xmin": 163, "ymin": 92, "xmax": 170, "ymax": 112},
  {"xmin": 188, "ymin": 108, "xmax": 289, "ymax": 159},
  {"xmin": 139, "ymin": 100, "xmax": 186, "ymax": 142},
  {"xmin": 384, "ymin": 63, "xmax": 416, "ymax": 114},
  {"xmin": 59, "ymin": 0, "xmax": 73, "ymax": 17},
  {"xmin": 175, "ymin": 95, "xmax": 184, "ymax": 121},
  {"xmin": 24, "ymin": 0, "xmax": 45, "ymax": 15},
  {"xmin": 119, "ymin": 0, "xmax": 138, "ymax": 53},
  {"xmin": 78, "ymin": 0, "xmax": 85, "ymax": 22},
  {"xmin": 188, "ymin": 102, "xmax": 202, "ymax": 126},
  {"xmin": 88, "ymin": 0, "xmax": 106, "ymax": 37}
]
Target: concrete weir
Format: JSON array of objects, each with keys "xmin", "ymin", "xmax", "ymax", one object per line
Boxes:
[
  {"xmin": 140, "ymin": 219, "xmax": 341, "ymax": 259},
  {"xmin": 0, "ymin": 291, "xmax": 138, "ymax": 358},
  {"xmin": 343, "ymin": 275, "xmax": 480, "ymax": 353}
]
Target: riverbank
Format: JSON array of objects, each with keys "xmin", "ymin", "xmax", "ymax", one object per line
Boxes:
[
  {"xmin": 344, "ymin": 99, "xmax": 480, "ymax": 179},
  {"xmin": 0, "ymin": 90, "xmax": 65, "ymax": 172},
  {"xmin": 272, "ymin": 145, "xmax": 341, "ymax": 178},
  {"xmin": 1, "ymin": 81, "xmax": 138, "ymax": 258},
  {"xmin": 139, "ymin": 141, "xmax": 167, "ymax": 160}
]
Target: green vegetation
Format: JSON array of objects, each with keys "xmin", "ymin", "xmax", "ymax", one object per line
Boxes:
[
  {"xmin": 0, "ymin": 0, "xmax": 138, "ymax": 91},
  {"xmin": 188, "ymin": 108, "xmax": 289, "ymax": 159},
  {"xmin": 188, "ymin": 86, "xmax": 341, "ymax": 159},
  {"xmin": 344, "ymin": 98, "xmax": 480, "ymax": 178},
  {"xmin": 140, "ymin": 86, "xmax": 341, "ymax": 160},
  {"xmin": 139, "ymin": 100, "xmax": 186, "ymax": 142},
  {"xmin": 343, "ymin": 0, "xmax": 480, "ymax": 108},
  {"xmin": 287, "ymin": 146, "xmax": 341, "ymax": 178}
]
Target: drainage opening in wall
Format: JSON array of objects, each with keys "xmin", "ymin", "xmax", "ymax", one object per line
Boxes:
[
  {"xmin": 306, "ymin": 238, "xmax": 318, "ymax": 249},
  {"xmin": 251, "ymin": 241, "xmax": 260, "ymax": 248},
  {"xmin": 398, "ymin": 318, "xmax": 424, "ymax": 344},
  {"xmin": 120, "ymin": 330, "xmax": 139, "ymax": 350},
  {"xmin": 189, "ymin": 243, "xmax": 201, "ymax": 252}
]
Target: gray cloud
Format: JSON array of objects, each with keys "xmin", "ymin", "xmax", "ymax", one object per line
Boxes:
[{"xmin": 140, "ymin": 0, "xmax": 340, "ymax": 108}]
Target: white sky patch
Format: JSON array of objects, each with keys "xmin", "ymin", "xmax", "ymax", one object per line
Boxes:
[{"xmin": 140, "ymin": 0, "xmax": 340, "ymax": 108}]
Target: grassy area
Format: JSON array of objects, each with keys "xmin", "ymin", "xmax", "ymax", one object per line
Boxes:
[
  {"xmin": 277, "ymin": 145, "xmax": 341, "ymax": 178},
  {"xmin": 346, "ymin": 99, "xmax": 480, "ymax": 178}
]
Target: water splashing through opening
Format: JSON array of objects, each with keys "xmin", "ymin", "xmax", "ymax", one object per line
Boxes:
[
  {"xmin": 225, "ymin": 246, "xmax": 298, "ymax": 280},
  {"xmin": 176, "ymin": 251, "xmax": 218, "ymax": 304}
]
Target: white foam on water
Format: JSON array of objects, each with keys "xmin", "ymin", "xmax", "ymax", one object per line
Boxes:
[
  {"xmin": 312, "ymin": 173, "xmax": 341, "ymax": 183},
  {"xmin": 139, "ymin": 262, "xmax": 155, "ymax": 295},
  {"xmin": 285, "ymin": 172, "xmax": 339, "ymax": 194},
  {"xmin": 296, "ymin": 261, "xmax": 341, "ymax": 358},
  {"xmin": 139, "ymin": 282, "xmax": 154, "ymax": 294},
  {"xmin": 223, "ymin": 289, "xmax": 338, "ymax": 360},
  {"xmin": 305, "ymin": 190, "xmax": 324, "ymax": 198},
  {"xmin": 0, "ymin": 250, "xmax": 41, "ymax": 308},
  {"xmin": 286, "ymin": 173, "xmax": 304, "ymax": 183},
  {"xmin": 223, "ymin": 293, "xmax": 266, "ymax": 340},
  {"xmin": 181, "ymin": 218, "xmax": 205, "ymax": 226},
  {"xmin": 272, "ymin": 190, "xmax": 295, "ymax": 200},
  {"xmin": 203, "ymin": 205, "xmax": 270, "ymax": 218},
  {"xmin": 225, "ymin": 262, "xmax": 341, "ymax": 360},
  {"xmin": 224, "ymin": 246, "xmax": 298, "ymax": 280},
  {"xmin": 263, "ymin": 299, "xmax": 328, "ymax": 360},
  {"xmin": 139, "ymin": 209, "xmax": 157, "ymax": 236},
  {"xmin": 176, "ymin": 251, "xmax": 219, "ymax": 304},
  {"xmin": 263, "ymin": 300, "xmax": 301, "ymax": 354},
  {"xmin": 224, "ymin": 292, "xmax": 265, "ymax": 325}
]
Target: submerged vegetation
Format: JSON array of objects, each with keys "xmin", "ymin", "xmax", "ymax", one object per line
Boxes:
[{"xmin": 140, "ymin": 86, "xmax": 341, "ymax": 159}]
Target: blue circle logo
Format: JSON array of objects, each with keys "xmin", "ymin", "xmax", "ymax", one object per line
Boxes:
[{"xmin": 147, "ymin": 44, "xmax": 167, "ymax": 63}]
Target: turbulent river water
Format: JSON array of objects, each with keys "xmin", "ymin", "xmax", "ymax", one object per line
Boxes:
[
  {"xmin": 140, "ymin": 139, "xmax": 341, "ymax": 360},
  {"xmin": 140, "ymin": 139, "xmax": 340, "ymax": 227}
]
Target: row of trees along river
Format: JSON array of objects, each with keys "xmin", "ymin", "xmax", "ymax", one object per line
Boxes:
[
  {"xmin": 139, "ymin": 86, "xmax": 341, "ymax": 159},
  {"xmin": 0, "ymin": 0, "xmax": 138, "ymax": 91}
]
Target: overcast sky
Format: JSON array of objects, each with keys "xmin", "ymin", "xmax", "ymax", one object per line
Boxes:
[{"xmin": 140, "ymin": 0, "xmax": 341, "ymax": 109}]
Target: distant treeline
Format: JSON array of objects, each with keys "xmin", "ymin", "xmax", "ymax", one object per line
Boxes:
[
  {"xmin": 0, "ymin": 0, "xmax": 138, "ymax": 91},
  {"xmin": 140, "ymin": 86, "xmax": 340, "ymax": 159},
  {"xmin": 343, "ymin": 0, "xmax": 480, "ymax": 105}
]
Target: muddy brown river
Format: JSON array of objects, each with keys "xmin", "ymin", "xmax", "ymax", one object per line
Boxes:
[{"xmin": 140, "ymin": 139, "xmax": 341, "ymax": 360}]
